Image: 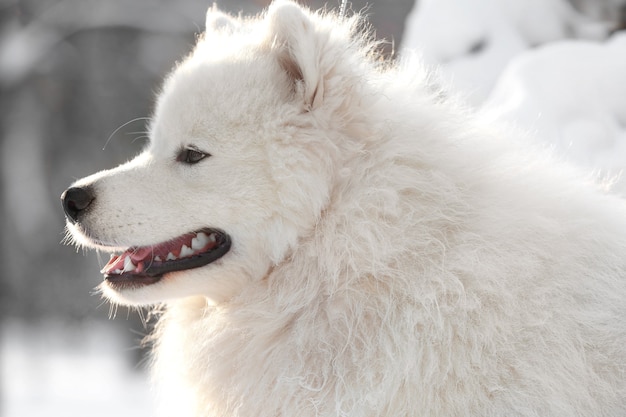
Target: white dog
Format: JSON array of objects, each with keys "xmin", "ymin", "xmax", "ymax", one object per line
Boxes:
[{"xmin": 62, "ymin": 2, "xmax": 626, "ymax": 416}]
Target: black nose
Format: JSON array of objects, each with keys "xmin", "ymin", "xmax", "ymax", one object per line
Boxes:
[{"xmin": 61, "ymin": 186, "xmax": 95, "ymax": 223}]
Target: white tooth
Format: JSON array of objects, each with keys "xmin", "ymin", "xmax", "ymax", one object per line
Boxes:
[
  {"xmin": 123, "ymin": 256, "xmax": 136, "ymax": 272},
  {"xmin": 180, "ymin": 245, "xmax": 194, "ymax": 258},
  {"xmin": 114, "ymin": 269, "xmax": 123, "ymax": 274},
  {"xmin": 191, "ymin": 232, "xmax": 210, "ymax": 250},
  {"xmin": 166, "ymin": 252, "xmax": 177, "ymax": 261},
  {"xmin": 208, "ymin": 233, "xmax": 217, "ymax": 243},
  {"xmin": 154, "ymin": 256, "xmax": 162, "ymax": 262}
]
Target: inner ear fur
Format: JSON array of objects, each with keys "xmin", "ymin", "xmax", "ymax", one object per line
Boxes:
[{"xmin": 266, "ymin": 1, "xmax": 325, "ymax": 108}]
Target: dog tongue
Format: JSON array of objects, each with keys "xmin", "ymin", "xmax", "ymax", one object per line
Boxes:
[
  {"xmin": 129, "ymin": 247, "xmax": 154, "ymax": 262},
  {"xmin": 102, "ymin": 250, "xmax": 148, "ymax": 275}
]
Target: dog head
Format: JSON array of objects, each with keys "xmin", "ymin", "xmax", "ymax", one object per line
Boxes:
[{"xmin": 61, "ymin": 1, "xmax": 366, "ymax": 305}]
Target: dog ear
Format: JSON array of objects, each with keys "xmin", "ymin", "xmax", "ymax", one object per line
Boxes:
[
  {"xmin": 205, "ymin": 4, "xmax": 239, "ymax": 33},
  {"xmin": 266, "ymin": 1, "xmax": 325, "ymax": 109}
]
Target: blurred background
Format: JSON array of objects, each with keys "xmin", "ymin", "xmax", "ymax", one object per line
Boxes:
[{"xmin": 1, "ymin": 0, "xmax": 624, "ymax": 415}]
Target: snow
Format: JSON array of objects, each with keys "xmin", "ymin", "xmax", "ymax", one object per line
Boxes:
[
  {"xmin": 1, "ymin": 320, "xmax": 156, "ymax": 417},
  {"xmin": 402, "ymin": 0, "xmax": 612, "ymax": 104},
  {"xmin": 402, "ymin": 0, "xmax": 626, "ymax": 192},
  {"xmin": 483, "ymin": 33, "xmax": 626, "ymax": 183}
]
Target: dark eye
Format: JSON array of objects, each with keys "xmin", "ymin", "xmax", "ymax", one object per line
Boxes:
[{"xmin": 177, "ymin": 147, "xmax": 209, "ymax": 164}]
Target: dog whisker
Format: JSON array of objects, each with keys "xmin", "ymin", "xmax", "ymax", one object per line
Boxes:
[{"xmin": 102, "ymin": 116, "xmax": 151, "ymax": 151}]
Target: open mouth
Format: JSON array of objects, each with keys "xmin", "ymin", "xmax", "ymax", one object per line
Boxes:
[{"xmin": 101, "ymin": 228, "xmax": 231, "ymax": 290}]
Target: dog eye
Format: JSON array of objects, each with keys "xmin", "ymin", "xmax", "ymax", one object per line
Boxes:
[{"xmin": 177, "ymin": 147, "xmax": 209, "ymax": 164}]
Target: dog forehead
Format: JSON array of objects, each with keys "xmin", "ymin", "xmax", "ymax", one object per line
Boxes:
[{"xmin": 151, "ymin": 52, "xmax": 291, "ymax": 147}]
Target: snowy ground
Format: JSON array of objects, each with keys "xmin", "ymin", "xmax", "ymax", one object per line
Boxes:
[{"xmin": 1, "ymin": 320, "xmax": 156, "ymax": 417}]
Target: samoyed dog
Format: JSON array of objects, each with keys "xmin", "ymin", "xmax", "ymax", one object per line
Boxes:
[{"xmin": 61, "ymin": 1, "xmax": 626, "ymax": 415}]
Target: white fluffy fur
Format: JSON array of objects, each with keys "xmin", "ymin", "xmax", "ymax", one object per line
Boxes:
[{"xmin": 65, "ymin": 2, "xmax": 626, "ymax": 415}]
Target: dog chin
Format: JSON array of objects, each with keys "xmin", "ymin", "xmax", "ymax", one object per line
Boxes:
[
  {"xmin": 99, "ymin": 274, "xmax": 197, "ymax": 306},
  {"xmin": 99, "ymin": 278, "xmax": 171, "ymax": 306},
  {"xmin": 99, "ymin": 266, "xmax": 249, "ymax": 306}
]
